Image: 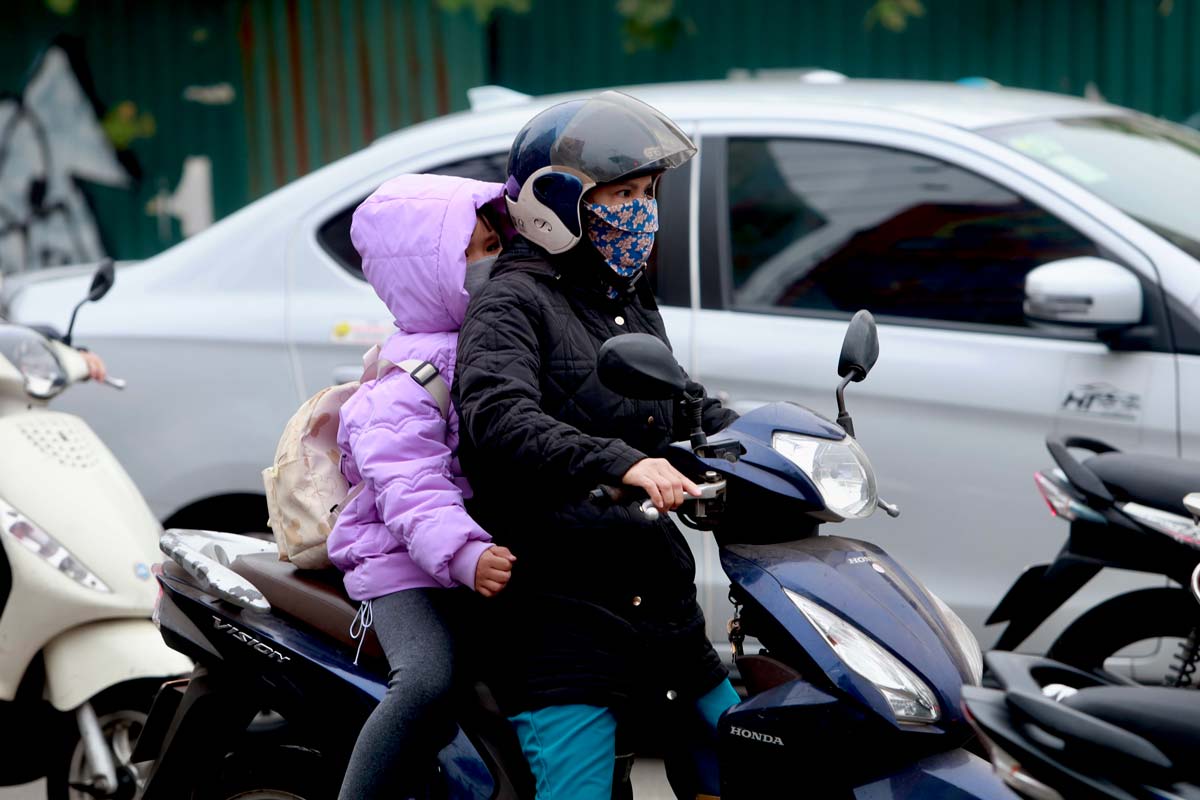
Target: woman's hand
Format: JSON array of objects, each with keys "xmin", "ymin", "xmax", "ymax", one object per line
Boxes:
[
  {"xmin": 475, "ymin": 545, "xmax": 516, "ymax": 597},
  {"xmin": 80, "ymin": 351, "xmax": 107, "ymax": 382},
  {"xmin": 622, "ymin": 458, "xmax": 700, "ymax": 512}
]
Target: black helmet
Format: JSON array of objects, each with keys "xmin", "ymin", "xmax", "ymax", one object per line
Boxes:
[{"xmin": 504, "ymin": 91, "xmax": 696, "ymax": 253}]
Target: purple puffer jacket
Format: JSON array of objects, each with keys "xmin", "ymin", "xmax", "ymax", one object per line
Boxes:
[{"xmin": 326, "ymin": 174, "xmax": 504, "ymax": 601}]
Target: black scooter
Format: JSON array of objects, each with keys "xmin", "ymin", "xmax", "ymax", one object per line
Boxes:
[
  {"xmin": 964, "ymin": 614, "xmax": 1200, "ymax": 800},
  {"xmin": 987, "ymin": 436, "xmax": 1200, "ymax": 684}
]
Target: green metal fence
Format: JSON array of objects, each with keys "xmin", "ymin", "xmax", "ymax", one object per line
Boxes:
[
  {"xmin": 0, "ymin": 0, "xmax": 485, "ymax": 271},
  {"xmin": 490, "ymin": 0, "xmax": 1200, "ymax": 123},
  {"xmin": 3, "ymin": 0, "xmax": 1198, "ymax": 270}
]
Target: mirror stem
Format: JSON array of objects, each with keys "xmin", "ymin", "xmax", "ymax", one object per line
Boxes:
[
  {"xmin": 63, "ymin": 297, "xmax": 87, "ymax": 347},
  {"xmin": 683, "ymin": 393, "xmax": 709, "ymax": 450},
  {"xmin": 835, "ymin": 372, "xmax": 858, "ymax": 438}
]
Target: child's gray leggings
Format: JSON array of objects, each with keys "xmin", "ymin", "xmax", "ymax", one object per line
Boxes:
[{"xmin": 337, "ymin": 587, "xmax": 459, "ymax": 800}]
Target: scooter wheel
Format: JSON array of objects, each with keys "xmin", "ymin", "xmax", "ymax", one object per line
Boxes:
[
  {"xmin": 44, "ymin": 679, "xmax": 160, "ymax": 800},
  {"xmin": 206, "ymin": 745, "xmax": 338, "ymax": 800}
]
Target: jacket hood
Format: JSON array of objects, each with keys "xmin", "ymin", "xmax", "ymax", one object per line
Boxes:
[{"xmin": 352, "ymin": 174, "xmax": 504, "ymax": 333}]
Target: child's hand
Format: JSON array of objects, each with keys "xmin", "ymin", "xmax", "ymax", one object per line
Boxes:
[
  {"xmin": 80, "ymin": 351, "xmax": 107, "ymax": 382},
  {"xmin": 475, "ymin": 545, "xmax": 516, "ymax": 597}
]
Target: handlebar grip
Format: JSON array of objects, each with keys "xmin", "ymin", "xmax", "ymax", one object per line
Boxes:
[{"xmin": 590, "ymin": 485, "xmax": 659, "ymax": 521}]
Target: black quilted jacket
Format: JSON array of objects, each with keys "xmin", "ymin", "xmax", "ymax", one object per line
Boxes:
[{"xmin": 454, "ymin": 237, "xmax": 736, "ymax": 714}]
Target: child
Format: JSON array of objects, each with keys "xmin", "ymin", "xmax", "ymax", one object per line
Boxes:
[{"xmin": 326, "ymin": 173, "xmax": 515, "ymax": 799}]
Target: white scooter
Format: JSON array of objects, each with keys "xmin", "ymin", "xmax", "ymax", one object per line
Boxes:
[{"xmin": 0, "ymin": 261, "xmax": 191, "ymax": 799}]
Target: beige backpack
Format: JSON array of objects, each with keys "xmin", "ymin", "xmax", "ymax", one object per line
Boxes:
[{"xmin": 262, "ymin": 345, "xmax": 450, "ymax": 569}]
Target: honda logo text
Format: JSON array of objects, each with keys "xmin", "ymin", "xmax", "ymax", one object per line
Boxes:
[{"xmin": 729, "ymin": 726, "xmax": 784, "ymax": 746}]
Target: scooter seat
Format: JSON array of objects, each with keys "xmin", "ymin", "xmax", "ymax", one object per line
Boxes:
[
  {"xmin": 1085, "ymin": 452, "xmax": 1200, "ymax": 517},
  {"xmin": 229, "ymin": 553, "xmax": 382, "ymax": 661},
  {"xmin": 1064, "ymin": 686, "xmax": 1200, "ymax": 780}
]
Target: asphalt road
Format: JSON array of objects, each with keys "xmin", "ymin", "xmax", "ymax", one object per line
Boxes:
[{"xmin": 0, "ymin": 759, "xmax": 675, "ymax": 798}]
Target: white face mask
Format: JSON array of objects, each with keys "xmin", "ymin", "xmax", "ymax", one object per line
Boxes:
[{"xmin": 464, "ymin": 254, "xmax": 498, "ymax": 296}]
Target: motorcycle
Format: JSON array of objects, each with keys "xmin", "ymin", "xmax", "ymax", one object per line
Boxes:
[
  {"xmin": 987, "ymin": 435, "xmax": 1200, "ymax": 683},
  {"xmin": 0, "ymin": 260, "xmax": 192, "ymax": 799},
  {"xmin": 964, "ymin": 630, "xmax": 1200, "ymax": 798},
  {"xmin": 134, "ymin": 310, "xmax": 1014, "ymax": 799}
]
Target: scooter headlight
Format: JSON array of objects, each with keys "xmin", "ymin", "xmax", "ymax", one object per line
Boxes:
[
  {"xmin": 772, "ymin": 432, "xmax": 877, "ymax": 519},
  {"xmin": 0, "ymin": 496, "xmax": 109, "ymax": 592},
  {"xmin": 0, "ymin": 325, "xmax": 66, "ymax": 399},
  {"xmin": 786, "ymin": 588, "xmax": 939, "ymax": 723}
]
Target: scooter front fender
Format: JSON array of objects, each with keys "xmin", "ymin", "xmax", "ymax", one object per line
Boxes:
[
  {"xmin": 852, "ymin": 748, "xmax": 1016, "ymax": 799},
  {"xmin": 43, "ymin": 618, "xmax": 192, "ymax": 710}
]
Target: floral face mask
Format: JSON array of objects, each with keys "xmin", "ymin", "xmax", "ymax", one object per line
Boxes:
[{"xmin": 584, "ymin": 197, "xmax": 659, "ymax": 292}]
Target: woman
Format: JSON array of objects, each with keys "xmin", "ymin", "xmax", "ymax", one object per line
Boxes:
[{"xmin": 455, "ymin": 92, "xmax": 738, "ymax": 799}]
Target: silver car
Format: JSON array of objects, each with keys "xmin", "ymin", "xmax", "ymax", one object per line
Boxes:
[{"xmin": 8, "ymin": 78, "xmax": 1200, "ymax": 669}]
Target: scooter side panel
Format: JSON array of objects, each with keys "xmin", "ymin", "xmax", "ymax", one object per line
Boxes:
[
  {"xmin": 723, "ymin": 537, "xmax": 975, "ymax": 731},
  {"xmin": 156, "ymin": 574, "xmax": 502, "ymax": 798},
  {"xmin": 988, "ymin": 559, "xmax": 1100, "ymax": 651},
  {"xmin": 0, "ymin": 412, "xmax": 163, "ymax": 700},
  {"xmin": 41, "ymin": 617, "xmax": 191, "ymax": 710},
  {"xmin": 852, "ymin": 749, "xmax": 1016, "ymax": 799},
  {"xmin": 719, "ymin": 680, "xmax": 1002, "ymax": 799}
]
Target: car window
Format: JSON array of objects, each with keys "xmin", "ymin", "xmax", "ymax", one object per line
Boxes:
[
  {"xmin": 724, "ymin": 138, "xmax": 1102, "ymax": 328},
  {"xmin": 317, "ymin": 152, "xmax": 510, "ymax": 279}
]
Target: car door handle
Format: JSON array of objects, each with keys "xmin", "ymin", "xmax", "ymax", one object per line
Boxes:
[{"xmin": 332, "ymin": 365, "xmax": 363, "ymax": 384}]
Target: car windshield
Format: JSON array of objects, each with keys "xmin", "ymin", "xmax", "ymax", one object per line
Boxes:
[{"xmin": 983, "ymin": 115, "xmax": 1200, "ymax": 260}]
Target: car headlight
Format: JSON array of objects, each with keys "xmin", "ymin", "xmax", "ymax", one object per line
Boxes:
[
  {"xmin": 0, "ymin": 325, "xmax": 66, "ymax": 399},
  {"xmin": 772, "ymin": 432, "xmax": 877, "ymax": 519},
  {"xmin": 0, "ymin": 496, "xmax": 109, "ymax": 592},
  {"xmin": 928, "ymin": 591, "xmax": 984, "ymax": 686},
  {"xmin": 786, "ymin": 588, "xmax": 939, "ymax": 723}
]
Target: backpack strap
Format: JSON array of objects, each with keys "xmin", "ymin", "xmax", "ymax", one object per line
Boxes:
[
  {"xmin": 395, "ymin": 359, "xmax": 451, "ymax": 420},
  {"xmin": 356, "ymin": 345, "xmax": 450, "ymax": 420}
]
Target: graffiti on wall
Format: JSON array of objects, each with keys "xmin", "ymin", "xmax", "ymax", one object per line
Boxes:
[{"xmin": 0, "ymin": 44, "xmax": 130, "ymax": 275}]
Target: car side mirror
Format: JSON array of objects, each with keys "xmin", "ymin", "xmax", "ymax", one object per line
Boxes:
[
  {"xmin": 838, "ymin": 309, "xmax": 879, "ymax": 383},
  {"xmin": 597, "ymin": 333, "xmax": 687, "ymax": 400},
  {"xmin": 1024, "ymin": 257, "xmax": 1142, "ymax": 329},
  {"xmin": 64, "ymin": 259, "xmax": 115, "ymax": 346}
]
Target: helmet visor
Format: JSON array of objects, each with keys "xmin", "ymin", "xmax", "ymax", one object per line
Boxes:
[{"xmin": 550, "ymin": 91, "xmax": 696, "ymax": 184}]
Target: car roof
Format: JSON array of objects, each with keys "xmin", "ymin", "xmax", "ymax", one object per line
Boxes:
[{"xmin": 446, "ymin": 78, "xmax": 1129, "ymax": 134}]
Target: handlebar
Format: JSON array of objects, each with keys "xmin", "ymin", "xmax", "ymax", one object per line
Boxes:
[{"xmin": 589, "ymin": 485, "xmax": 661, "ymax": 522}]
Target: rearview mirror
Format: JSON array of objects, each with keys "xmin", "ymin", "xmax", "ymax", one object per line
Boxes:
[
  {"xmin": 88, "ymin": 259, "xmax": 115, "ymax": 302},
  {"xmin": 65, "ymin": 259, "xmax": 115, "ymax": 345},
  {"xmin": 597, "ymin": 333, "xmax": 688, "ymax": 400},
  {"xmin": 838, "ymin": 310, "xmax": 879, "ymax": 383},
  {"xmin": 1024, "ymin": 257, "xmax": 1142, "ymax": 329}
]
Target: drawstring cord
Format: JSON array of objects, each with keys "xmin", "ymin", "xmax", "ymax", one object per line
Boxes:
[{"xmin": 350, "ymin": 599, "xmax": 374, "ymax": 666}]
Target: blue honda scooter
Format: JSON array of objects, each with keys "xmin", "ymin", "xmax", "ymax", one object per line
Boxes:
[{"xmin": 132, "ymin": 311, "xmax": 1014, "ymax": 799}]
